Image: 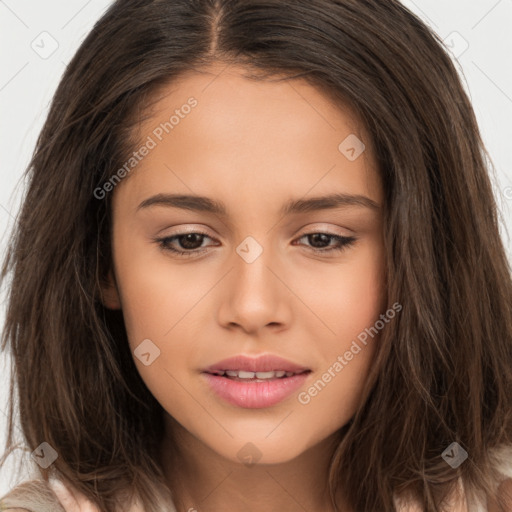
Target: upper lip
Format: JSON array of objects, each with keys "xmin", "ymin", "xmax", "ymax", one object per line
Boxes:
[{"xmin": 203, "ymin": 354, "xmax": 311, "ymax": 373}]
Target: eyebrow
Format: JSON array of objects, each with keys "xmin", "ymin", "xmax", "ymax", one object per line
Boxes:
[{"xmin": 136, "ymin": 192, "xmax": 380, "ymax": 216}]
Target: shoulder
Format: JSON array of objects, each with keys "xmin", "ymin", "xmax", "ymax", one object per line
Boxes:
[
  {"xmin": 0, "ymin": 478, "xmax": 150, "ymax": 512},
  {"xmin": 486, "ymin": 444, "xmax": 512, "ymax": 511},
  {"xmin": 487, "ymin": 478, "xmax": 512, "ymax": 511},
  {"xmin": 0, "ymin": 477, "xmax": 102, "ymax": 512},
  {"xmin": 0, "ymin": 479, "xmax": 66, "ymax": 512}
]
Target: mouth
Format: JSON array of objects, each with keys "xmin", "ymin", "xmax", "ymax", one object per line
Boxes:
[
  {"xmin": 201, "ymin": 367, "xmax": 312, "ymax": 408},
  {"xmin": 204, "ymin": 369, "xmax": 311, "ymax": 382},
  {"xmin": 201, "ymin": 354, "xmax": 312, "ymax": 408},
  {"xmin": 202, "ymin": 353, "xmax": 311, "ymax": 375}
]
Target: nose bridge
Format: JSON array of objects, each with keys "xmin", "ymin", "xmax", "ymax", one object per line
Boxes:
[
  {"xmin": 232, "ymin": 234, "xmax": 277, "ymax": 297},
  {"xmin": 218, "ymin": 233, "xmax": 288, "ymax": 331}
]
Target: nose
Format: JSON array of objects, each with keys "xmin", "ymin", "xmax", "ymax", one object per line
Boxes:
[{"xmin": 216, "ymin": 238, "xmax": 292, "ymax": 334}]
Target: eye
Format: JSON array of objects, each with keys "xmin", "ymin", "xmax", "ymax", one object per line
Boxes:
[
  {"xmin": 155, "ymin": 231, "xmax": 215, "ymax": 258},
  {"xmin": 294, "ymin": 232, "xmax": 357, "ymax": 254},
  {"xmin": 154, "ymin": 231, "xmax": 357, "ymax": 258}
]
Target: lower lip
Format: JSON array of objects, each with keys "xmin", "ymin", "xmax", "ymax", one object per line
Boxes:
[{"xmin": 202, "ymin": 372, "xmax": 311, "ymax": 409}]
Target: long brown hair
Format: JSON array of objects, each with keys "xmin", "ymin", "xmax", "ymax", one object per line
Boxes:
[{"xmin": 1, "ymin": 0, "xmax": 511, "ymax": 510}]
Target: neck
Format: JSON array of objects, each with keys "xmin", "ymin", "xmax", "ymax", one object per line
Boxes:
[{"xmin": 159, "ymin": 415, "xmax": 350, "ymax": 512}]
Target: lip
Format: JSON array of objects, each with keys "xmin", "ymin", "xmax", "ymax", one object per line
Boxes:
[
  {"xmin": 202, "ymin": 371, "xmax": 311, "ymax": 408},
  {"xmin": 201, "ymin": 354, "xmax": 312, "ymax": 409},
  {"xmin": 203, "ymin": 354, "xmax": 311, "ymax": 373}
]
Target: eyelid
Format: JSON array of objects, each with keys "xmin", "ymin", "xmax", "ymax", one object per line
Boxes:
[
  {"xmin": 157, "ymin": 224, "xmax": 213, "ymax": 235},
  {"xmin": 299, "ymin": 223, "xmax": 355, "ymax": 237},
  {"xmin": 158, "ymin": 223, "xmax": 354, "ymax": 238}
]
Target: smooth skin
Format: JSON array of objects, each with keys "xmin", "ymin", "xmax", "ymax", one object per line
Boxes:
[{"xmin": 101, "ymin": 62, "xmax": 387, "ymax": 512}]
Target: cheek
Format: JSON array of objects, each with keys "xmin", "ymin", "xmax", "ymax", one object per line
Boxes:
[
  {"xmin": 294, "ymin": 244, "xmax": 386, "ymax": 419},
  {"xmin": 300, "ymin": 240, "xmax": 386, "ymax": 346},
  {"xmin": 111, "ymin": 240, "xmax": 210, "ymax": 404},
  {"xmin": 112, "ymin": 234, "xmax": 196, "ymax": 343}
]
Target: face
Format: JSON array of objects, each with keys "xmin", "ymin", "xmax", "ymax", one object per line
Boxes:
[{"xmin": 102, "ymin": 63, "xmax": 387, "ymax": 466}]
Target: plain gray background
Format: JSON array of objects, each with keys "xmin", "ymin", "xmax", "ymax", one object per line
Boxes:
[{"xmin": 1, "ymin": 0, "xmax": 511, "ymax": 495}]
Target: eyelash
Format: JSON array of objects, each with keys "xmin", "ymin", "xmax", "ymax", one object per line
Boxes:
[{"xmin": 154, "ymin": 231, "xmax": 357, "ymax": 258}]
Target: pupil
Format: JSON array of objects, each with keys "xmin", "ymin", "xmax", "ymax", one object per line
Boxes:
[
  {"xmin": 310, "ymin": 233, "xmax": 329, "ymax": 248},
  {"xmin": 180, "ymin": 233, "xmax": 202, "ymax": 249}
]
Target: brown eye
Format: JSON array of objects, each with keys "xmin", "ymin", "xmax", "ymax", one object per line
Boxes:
[
  {"xmin": 155, "ymin": 231, "xmax": 215, "ymax": 258},
  {"xmin": 295, "ymin": 233, "xmax": 357, "ymax": 254},
  {"xmin": 154, "ymin": 231, "xmax": 357, "ymax": 259}
]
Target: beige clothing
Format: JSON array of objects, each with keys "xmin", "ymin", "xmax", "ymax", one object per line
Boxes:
[
  {"xmin": 0, "ymin": 478, "xmax": 174, "ymax": 512},
  {"xmin": 1, "ymin": 445, "xmax": 511, "ymax": 512}
]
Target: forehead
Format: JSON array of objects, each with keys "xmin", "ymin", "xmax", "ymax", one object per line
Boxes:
[
  {"xmin": 115, "ymin": 64, "xmax": 382, "ymax": 213},
  {"xmin": 138, "ymin": 63, "xmax": 369, "ymax": 148}
]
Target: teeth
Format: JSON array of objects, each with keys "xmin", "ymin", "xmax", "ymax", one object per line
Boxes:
[
  {"xmin": 255, "ymin": 371, "xmax": 276, "ymax": 379},
  {"xmin": 237, "ymin": 370, "xmax": 256, "ymax": 378},
  {"xmin": 212, "ymin": 370, "xmax": 298, "ymax": 379}
]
